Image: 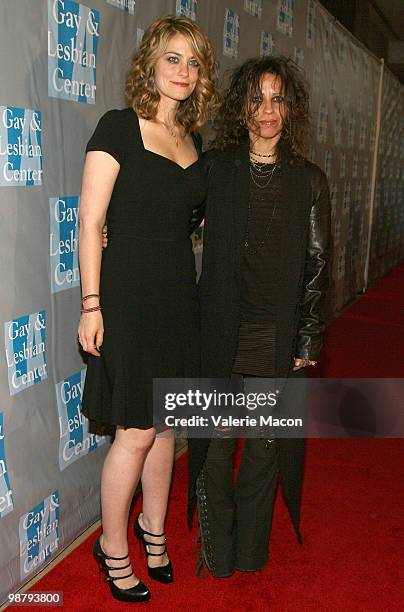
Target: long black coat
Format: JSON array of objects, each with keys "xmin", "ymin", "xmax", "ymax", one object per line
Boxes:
[{"xmin": 188, "ymin": 140, "xmax": 331, "ymax": 542}]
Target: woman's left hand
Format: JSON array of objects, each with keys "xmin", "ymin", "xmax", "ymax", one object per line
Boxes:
[{"xmin": 293, "ymin": 357, "xmax": 317, "ymax": 371}]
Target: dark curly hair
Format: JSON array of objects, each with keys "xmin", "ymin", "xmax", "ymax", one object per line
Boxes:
[{"xmin": 211, "ymin": 56, "xmax": 311, "ymax": 159}]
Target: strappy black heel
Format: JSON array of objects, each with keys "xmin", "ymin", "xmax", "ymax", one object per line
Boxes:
[
  {"xmin": 134, "ymin": 514, "xmax": 173, "ymax": 584},
  {"xmin": 93, "ymin": 535, "xmax": 151, "ymax": 602}
]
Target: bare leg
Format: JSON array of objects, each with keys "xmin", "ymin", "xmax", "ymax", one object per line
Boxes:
[
  {"xmin": 100, "ymin": 426, "xmax": 156, "ymax": 588},
  {"xmin": 139, "ymin": 430, "xmax": 175, "ymax": 568}
]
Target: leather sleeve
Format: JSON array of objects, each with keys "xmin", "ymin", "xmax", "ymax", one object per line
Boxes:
[{"xmin": 295, "ymin": 168, "xmax": 331, "ymax": 360}]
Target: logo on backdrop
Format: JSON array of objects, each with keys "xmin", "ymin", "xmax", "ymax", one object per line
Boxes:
[
  {"xmin": 223, "ymin": 9, "xmax": 240, "ymax": 59},
  {"xmin": 48, "ymin": 0, "xmax": 100, "ymax": 104},
  {"xmin": 19, "ymin": 491, "xmax": 60, "ymax": 580},
  {"xmin": 176, "ymin": 0, "xmax": 197, "ymax": 20},
  {"xmin": 277, "ymin": 0, "xmax": 294, "ymax": 37},
  {"xmin": 0, "ymin": 106, "xmax": 42, "ymax": 187},
  {"xmin": 260, "ymin": 31, "xmax": 275, "ymax": 57},
  {"xmin": 4, "ymin": 311, "xmax": 47, "ymax": 396},
  {"xmin": 50, "ymin": 196, "xmax": 80, "ymax": 293},
  {"xmin": 244, "ymin": 0, "xmax": 262, "ymax": 19},
  {"xmin": 0, "ymin": 413, "xmax": 14, "ymax": 518},
  {"xmin": 106, "ymin": 0, "xmax": 135, "ymax": 14},
  {"xmin": 56, "ymin": 369, "xmax": 106, "ymax": 470}
]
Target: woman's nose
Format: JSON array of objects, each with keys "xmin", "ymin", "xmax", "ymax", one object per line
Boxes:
[
  {"xmin": 178, "ymin": 61, "xmax": 190, "ymax": 77},
  {"xmin": 262, "ymin": 99, "xmax": 274, "ymax": 113}
]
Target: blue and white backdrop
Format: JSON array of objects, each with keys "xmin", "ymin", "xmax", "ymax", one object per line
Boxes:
[{"xmin": 0, "ymin": 0, "xmax": 403, "ymax": 602}]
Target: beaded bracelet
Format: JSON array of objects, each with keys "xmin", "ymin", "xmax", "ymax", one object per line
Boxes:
[
  {"xmin": 82, "ymin": 293, "xmax": 100, "ymax": 303},
  {"xmin": 81, "ymin": 305, "xmax": 102, "ymax": 314}
]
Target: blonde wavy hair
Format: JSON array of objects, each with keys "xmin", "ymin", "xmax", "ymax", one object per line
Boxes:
[{"xmin": 125, "ymin": 15, "xmax": 219, "ymax": 133}]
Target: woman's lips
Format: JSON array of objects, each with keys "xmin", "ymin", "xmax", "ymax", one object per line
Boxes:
[
  {"xmin": 172, "ymin": 82, "xmax": 190, "ymax": 87},
  {"xmin": 259, "ymin": 120, "xmax": 277, "ymax": 126}
]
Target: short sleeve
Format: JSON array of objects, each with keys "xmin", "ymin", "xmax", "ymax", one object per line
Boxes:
[{"xmin": 86, "ymin": 109, "xmax": 126, "ymax": 165}]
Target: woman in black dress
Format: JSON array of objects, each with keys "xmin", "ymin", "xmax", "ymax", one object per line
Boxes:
[
  {"xmin": 77, "ymin": 16, "xmax": 216, "ymax": 602},
  {"xmin": 188, "ymin": 56, "xmax": 331, "ymax": 577}
]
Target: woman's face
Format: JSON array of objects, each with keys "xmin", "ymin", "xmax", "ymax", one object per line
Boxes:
[
  {"xmin": 247, "ymin": 73, "xmax": 286, "ymax": 143},
  {"xmin": 154, "ymin": 33, "xmax": 200, "ymax": 103}
]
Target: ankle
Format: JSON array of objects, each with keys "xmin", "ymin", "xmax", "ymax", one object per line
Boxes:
[
  {"xmin": 139, "ymin": 513, "xmax": 165, "ymax": 536},
  {"xmin": 100, "ymin": 534, "xmax": 129, "ymax": 558}
]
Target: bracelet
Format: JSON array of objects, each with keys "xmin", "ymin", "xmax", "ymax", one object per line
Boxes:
[
  {"xmin": 82, "ymin": 293, "xmax": 100, "ymax": 303},
  {"xmin": 81, "ymin": 305, "xmax": 102, "ymax": 314}
]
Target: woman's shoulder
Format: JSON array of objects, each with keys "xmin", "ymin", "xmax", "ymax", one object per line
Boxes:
[
  {"xmin": 201, "ymin": 147, "xmax": 234, "ymax": 177},
  {"xmin": 86, "ymin": 108, "xmax": 137, "ymax": 163},
  {"xmin": 96, "ymin": 107, "xmax": 135, "ymax": 128},
  {"xmin": 301, "ymin": 158, "xmax": 327, "ymax": 182},
  {"xmin": 299, "ymin": 159, "xmax": 330, "ymax": 206}
]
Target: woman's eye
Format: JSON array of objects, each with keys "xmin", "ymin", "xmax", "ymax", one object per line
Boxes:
[
  {"xmin": 189, "ymin": 59, "xmax": 200, "ymax": 68},
  {"xmin": 167, "ymin": 56, "xmax": 179, "ymax": 63},
  {"xmin": 252, "ymin": 96, "xmax": 263, "ymax": 103},
  {"xmin": 273, "ymin": 95, "xmax": 285, "ymax": 104}
]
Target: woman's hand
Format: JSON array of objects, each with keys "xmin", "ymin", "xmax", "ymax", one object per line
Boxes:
[
  {"xmin": 78, "ymin": 311, "xmax": 104, "ymax": 356},
  {"xmin": 293, "ymin": 357, "xmax": 317, "ymax": 371},
  {"xmin": 102, "ymin": 225, "xmax": 108, "ymax": 249}
]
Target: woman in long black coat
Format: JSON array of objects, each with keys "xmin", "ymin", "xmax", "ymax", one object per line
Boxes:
[{"xmin": 188, "ymin": 56, "xmax": 331, "ymax": 577}]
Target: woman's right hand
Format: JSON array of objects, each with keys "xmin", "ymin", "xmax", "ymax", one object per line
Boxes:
[
  {"xmin": 102, "ymin": 225, "xmax": 108, "ymax": 249},
  {"xmin": 78, "ymin": 311, "xmax": 104, "ymax": 356}
]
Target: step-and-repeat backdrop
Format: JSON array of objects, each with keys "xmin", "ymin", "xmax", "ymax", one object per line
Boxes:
[
  {"xmin": 368, "ymin": 67, "xmax": 404, "ymax": 284},
  {"xmin": 0, "ymin": 0, "xmax": 402, "ymax": 601}
]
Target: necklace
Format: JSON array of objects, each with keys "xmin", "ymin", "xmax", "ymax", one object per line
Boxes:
[
  {"xmin": 249, "ymin": 155, "xmax": 278, "ymax": 189},
  {"xmin": 250, "ymin": 150, "xmax": 276, "ymax": 158},
  {"xmin": 157, "ymin": 119, "xmax": 180, "ymax": 147},
  {"xmin": 244, "ymin": 195, "xmax": 278, "ymax": 253},
  {"xmin": 245, "ymin": 160, "xmax": 279, "ymax": 252}
]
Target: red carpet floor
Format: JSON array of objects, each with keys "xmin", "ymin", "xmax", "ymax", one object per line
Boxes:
[{"xmin": 28, "ymin": 263, "xmax": 404, "ymax": 611}]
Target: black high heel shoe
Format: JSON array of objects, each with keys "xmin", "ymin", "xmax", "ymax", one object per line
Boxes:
[
  {"xmin": 134, "ymin": 514, "xmax": 173, "ymax": 584},
  {"xmin": 93, "ymin": 535, "xmax": 151, "ymax": 602}
]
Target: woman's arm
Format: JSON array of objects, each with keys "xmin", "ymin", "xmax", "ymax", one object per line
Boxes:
[
  {"xmin": 78, "ymin": 151, "xmax": 120, "ymax": 356},
  {"xmin": 294, "ymin": 169, "xmax": 331, "ymax": 367}
]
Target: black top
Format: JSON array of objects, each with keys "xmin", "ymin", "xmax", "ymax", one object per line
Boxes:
[
  {"xmin": 81, "ymin": 108, "xmax": 206, "ymax": 428},
  {"xmin": 232, "ymin": 163, "xmax": 281, "ymax": 377}
]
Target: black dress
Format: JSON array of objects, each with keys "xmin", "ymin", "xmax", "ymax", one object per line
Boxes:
[{"xmin": 81, "ymin": 108, "xmax": 206, "ymax": 429}]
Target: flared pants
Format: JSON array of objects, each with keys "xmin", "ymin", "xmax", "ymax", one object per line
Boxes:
[{"xmin": 196, "ymin": 435, "xmax": 278, "ymax": 576}]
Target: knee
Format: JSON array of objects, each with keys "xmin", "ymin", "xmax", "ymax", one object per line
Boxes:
[{"xmin": 115, "ymin": 427, "xmax": 156, "ymax": 455}]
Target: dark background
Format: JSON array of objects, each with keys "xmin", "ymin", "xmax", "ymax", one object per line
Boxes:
[{"xmin": 320, "ymin": 0, "xmax": 404, "ymax": 82}]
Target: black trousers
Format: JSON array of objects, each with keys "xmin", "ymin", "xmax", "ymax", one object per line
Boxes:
[{"xmin": 196, "ymin": 435, "xmax": 278, "ymax": 576}]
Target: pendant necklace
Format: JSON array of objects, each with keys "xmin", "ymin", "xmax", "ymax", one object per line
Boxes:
[
  {"xmin": 157, "ymin": 119, "xmax": 180, "ymax": 147},
  {"xmin": 245, "ymin": 153, "xmax": 279, "ymax": 252}
]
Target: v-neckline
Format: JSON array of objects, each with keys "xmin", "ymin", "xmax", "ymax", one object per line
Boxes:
[{"xmin": 131, "ymin": 108, "xmax": 200, "ymax": 171}]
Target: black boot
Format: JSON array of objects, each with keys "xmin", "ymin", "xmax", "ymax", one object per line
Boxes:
[{"xmin": 196, "ymin": 438, "xmax": 236, "ymax": 577}]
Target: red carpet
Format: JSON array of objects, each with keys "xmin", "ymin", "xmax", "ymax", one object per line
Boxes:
[{"xmin": 28, "ymin": 263, "xmax": 404, "ymax": 611}]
